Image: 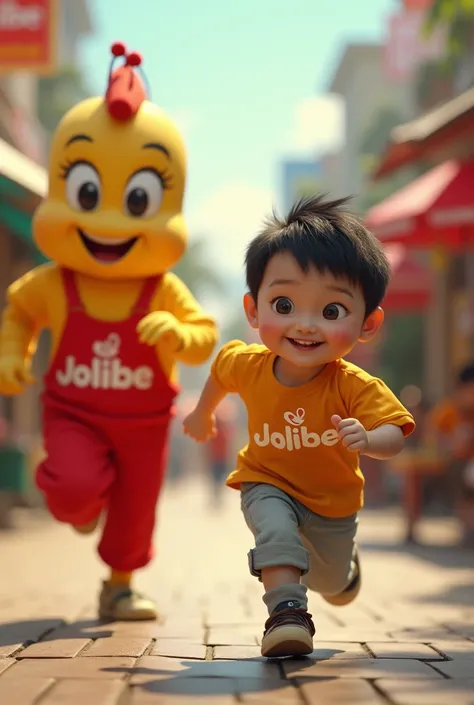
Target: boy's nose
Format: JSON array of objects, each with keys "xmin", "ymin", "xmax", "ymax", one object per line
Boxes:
[{"xmin": 295, "ymin": 317, "xmax": 318, "ymax": 334}]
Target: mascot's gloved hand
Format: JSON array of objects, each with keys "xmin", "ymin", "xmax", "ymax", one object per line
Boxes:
[
  {"xmin": 136, "ymin": 311, "xmax": 184, "ymax": 352},
  {"xmin": 0, "ymin": 355, "xmax": 35, "ymax": 395}
]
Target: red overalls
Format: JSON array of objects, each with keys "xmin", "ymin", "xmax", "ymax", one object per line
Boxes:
[{"xmin": 36, "ymin": 268, "xmax": 178, "ymax": 572}]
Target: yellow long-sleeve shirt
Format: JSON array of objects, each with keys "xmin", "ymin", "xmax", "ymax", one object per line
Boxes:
[{"xmin": 1, "ymin": 263, "xmax": 218, "ymax": 385}]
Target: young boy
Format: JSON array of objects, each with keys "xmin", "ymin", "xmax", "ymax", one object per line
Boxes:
[{"xmin": 183, "ymin": 195, "xmax": 415, "ymax": 657}]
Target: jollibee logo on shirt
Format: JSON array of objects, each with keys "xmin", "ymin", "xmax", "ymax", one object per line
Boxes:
[
  {"xmin": 254, "ymin": 407, "xmax": 339, "ymax": 451},
  {"xmin": 55, "ymin": 333, "xmax": 154, "ymax": 390}
]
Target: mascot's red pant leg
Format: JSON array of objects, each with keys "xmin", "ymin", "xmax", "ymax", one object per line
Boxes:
[{"xmin": 36, "ymin": 405, "xmax": 171, "ymax": 571}]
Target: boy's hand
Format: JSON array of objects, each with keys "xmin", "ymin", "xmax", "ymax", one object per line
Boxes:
[
  {"xmin": 183, "ymin": 410, "xmax": 216, "ymax": 442},
  {"xmin": 331, "ymin": 415, "xmax": 369, "ymax": 453}
]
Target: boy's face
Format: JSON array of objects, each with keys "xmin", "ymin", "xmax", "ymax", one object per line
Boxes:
[{"xmin": 244, "ymin": 251, "xmax": 383, "ymax": 369}]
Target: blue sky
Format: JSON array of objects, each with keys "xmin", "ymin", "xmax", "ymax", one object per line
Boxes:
[{"xmin": 79, "ymin": 0, "xmax": 396, "ymax": 294}]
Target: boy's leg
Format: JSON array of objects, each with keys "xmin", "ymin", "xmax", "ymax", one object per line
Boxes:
[
  {"xmin": 300, "ymin": 511, "xmax": 360, "ymax": 606},
  {"xmin": 97, "ymin": 421, "xmax": 171, "ymax": 621},
  {"xmin": 241, "ymin": 483, "xmax": 315, "ymax": 657}
]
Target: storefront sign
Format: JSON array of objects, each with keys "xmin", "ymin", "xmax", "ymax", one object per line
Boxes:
[
  {"xmin": 0, "ymin": 0, "xmax": 57, "ymax": 74},
  {"xmin": 384, "ymin": 6, "xmax": 445, "ymax": 83}
]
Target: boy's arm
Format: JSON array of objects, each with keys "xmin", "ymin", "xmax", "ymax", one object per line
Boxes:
[
  {"xmin": 364, "ymin": 424, "xmax": 405, "ymax": 459},
  {"xmin": 336, "ymin": 374, "xmax": 415, "ymax": 460},
  {"xmin": 137, "ymin": 272, "xmax": 218, "ymax": 365},
  {"xmin": 183, "ymin": 375, "xmax": 228, "ymax": 442},
  {"xmin": 183, "ymin": 339, "xmax": 245, "ymax": 442}
]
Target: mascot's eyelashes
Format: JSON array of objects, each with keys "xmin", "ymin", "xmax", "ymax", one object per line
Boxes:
[{"xmin": 58, "ymin": 159, "xmax": 97, "ymax": 180}]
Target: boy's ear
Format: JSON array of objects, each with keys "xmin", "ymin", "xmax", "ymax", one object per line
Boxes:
[
  {"xmin": 359, "ymin": 306, "xmax": 384, "ymax": 343},
  {"xmin": 243, "ymin": 292, "xmax": 259, "ymax": 329}
]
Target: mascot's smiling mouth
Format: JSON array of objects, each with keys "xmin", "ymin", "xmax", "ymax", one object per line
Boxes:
[{"xmin": 78, "ymin": 228, "xmax": 139, "ymax": 263}]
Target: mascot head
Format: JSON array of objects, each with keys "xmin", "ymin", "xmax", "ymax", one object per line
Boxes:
[{"xmin": 33, "ymin": 42, "xmax": 187, "ymax": 279}]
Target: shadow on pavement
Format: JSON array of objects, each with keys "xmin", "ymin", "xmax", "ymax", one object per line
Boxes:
[
  {"xmin": 359, "ymin": 538, "xmax": 474, "ymax": 569},
  {"xmin": 0, "ymin": 619, "xmax": 64, "ymax": 647}
]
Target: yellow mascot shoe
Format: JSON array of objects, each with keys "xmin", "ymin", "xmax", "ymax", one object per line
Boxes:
[
  {"xmin": 99, "ymin": 582, "xmax": 158, "ymax": 621},
  {"xmin": 72, "ymin": 516, "xmax": 100, "ymax": 535}
]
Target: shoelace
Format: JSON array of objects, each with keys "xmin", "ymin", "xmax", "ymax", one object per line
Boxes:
[{"xmin": 264, "ymin": 608, "xmax": 315, "ymax": 636}]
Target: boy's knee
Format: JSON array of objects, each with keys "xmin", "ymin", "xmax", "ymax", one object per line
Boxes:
[{"xmin": 303, "ymin": 561, "xmax": 352, "ymax": 596}]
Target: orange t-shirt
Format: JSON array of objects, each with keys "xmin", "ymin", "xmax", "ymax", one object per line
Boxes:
[{"xmin": 211, "ymin": 340, "xmax": 415, "ymax": 517}]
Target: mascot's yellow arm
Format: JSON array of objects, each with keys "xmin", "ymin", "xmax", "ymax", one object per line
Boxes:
[{"xmin": 1, "ymin": 263, "xmax": 218, "ymax": 383}]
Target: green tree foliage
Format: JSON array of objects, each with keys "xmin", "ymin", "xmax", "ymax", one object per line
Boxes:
[
  {"xmin": 425, "ymin": 0, "xmax": 474, "ymax": 61},
  {"xmin": 37, "ymin": 66, "xmax": 90, "ymax": 134},
  {"xmin": 172, "ymin": 238, "xmax": 224, "ymax": 299}
]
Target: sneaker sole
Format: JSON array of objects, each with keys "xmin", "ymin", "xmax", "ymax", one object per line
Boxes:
[{"xmin": 261, "ymin": 625, "xmax": 313, "ymax": 658}]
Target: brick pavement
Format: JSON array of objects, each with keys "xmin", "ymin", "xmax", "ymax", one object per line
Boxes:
[{"xmin": 0, "ymin": 478, "xmax": 473, "ymax": 704}]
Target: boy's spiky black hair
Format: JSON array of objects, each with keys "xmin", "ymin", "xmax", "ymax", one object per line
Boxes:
[{"xmin": 245, "ymin": 194, "xmax": 391, "ymax": 316}]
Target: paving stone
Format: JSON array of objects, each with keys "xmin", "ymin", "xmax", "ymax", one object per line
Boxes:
[
  {"xmin": 1, "ymin": 656, "xmax": 136, "ymax": 679},
  {"xmin": 0, "ymin": 619, "xmax": 63, "ymax": 652},
  {"xmin": 41, "ymin": 679, "xmax": 126, "ymax": 704},
  {"xmin": 366, "ymin": 642, "xmax": 444, "ymax": 659},
  {"xmin": 240, "ymin": 683, "xmax": 303, "ymax": 703},
  {"xmin": 0, "ymin": 643, "xmax": 23, "ymax": 657},
  {"xmin": 376, "ymin": 678, "xmax": 474, "ymax": 705},
  {"xmin": 283, "ymin": 657, "xmax": 443, "ymax": 680},
  {"xmin": 128, "ymin": 677, "xmax": 237, "ymax": 703},
  {"xmin": 131, "ymin": 655, "xmax": 281, "ymax": 682},
  {"xmin": 150, "ymin": 641, "xmax": 207, "ymax": 659},
  {"xmin": 213, "ymin": 645, "xmax": 264, "ymax": 660},
  {"xmin": 207, "ymin": 628, "xmax": 260, "ymax": 646},
  {"xmin": 0, "ymin": 658, "xmax": 16, "ymax": 675},
  {"xmin": 0, "ymin": 676, "xmax": 53, "ymax": 704},
  {"xmin": 431, "ymin": 641, "xmax": 474, "ymax": 659},
  {"xmin": 82, "ymin": 637, "xmax": 151, "ymax": 657},
  {"xmin": 298, "ymin": 677, "xmax": 385, "ymax": 703},
  {"xmin": 433, "ymin": 659, "xmax": 474, "ymax": 678},
  {"xmin": 314, "ymin": 629, "xmax": 395, "ymax": 642},
  {"xmin": 18, "ymin": 638, "xmax": 91, "ymax": 658},
  {"xmin": 129, "ymin": 676, "xmax": 300, "ymax": 702},
  {"xmin": 389, "ymin": 628, "xmax": 465, "ymax": 642}
]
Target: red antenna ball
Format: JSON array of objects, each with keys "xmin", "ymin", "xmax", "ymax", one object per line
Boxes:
[
  {"xmin": 111, "ymin": 42, "xmax": 126, "ymax": 57},
  {"xmin": 127, "ymin": 51, "xmax": 142, "ymax": 67}
]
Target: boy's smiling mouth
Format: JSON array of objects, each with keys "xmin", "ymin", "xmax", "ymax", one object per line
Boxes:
[
  {"xmin": 78, "ymin": 228, "xmax": 139, "ymax": 263},
  {"xmin": 286, "ymin": 338, "xmax": 323, "ymax": 350}
]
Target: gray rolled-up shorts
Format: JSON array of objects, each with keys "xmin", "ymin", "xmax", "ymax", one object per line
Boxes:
[{"xmin": 241, "ymin": 481, "xmax": 358, "ymax": 597}]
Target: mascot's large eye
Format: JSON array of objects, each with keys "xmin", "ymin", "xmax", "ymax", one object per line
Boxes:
[
  {"xmin": 65, "ymin": 162, "xmax": 101, "ymax": 212},
  {"xmin": 124, "ymin": 169, "xmax": 164, "ymax": 218}
]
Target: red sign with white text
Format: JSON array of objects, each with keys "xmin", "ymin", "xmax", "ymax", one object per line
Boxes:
[
  {"xmin": 384, "ymin": 7, "xmax": 446, "ymax": 83},
  {"xmin": 0, "ymin": 0, "xmax": 57, "ymax": 74}
]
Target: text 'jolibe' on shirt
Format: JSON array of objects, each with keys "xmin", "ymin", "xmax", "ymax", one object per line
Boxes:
[{"xmin": 211, "ymin": 340, "xmax": 415, "ymax": 518}]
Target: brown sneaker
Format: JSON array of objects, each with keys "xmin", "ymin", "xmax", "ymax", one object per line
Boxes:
[
  {"xmin": 322, "ymin": 548, "xmax": 361, "ymax": 607},
  {"xmin": 261, "ymin": 600, "xmax": 315, "ymax": 658}
]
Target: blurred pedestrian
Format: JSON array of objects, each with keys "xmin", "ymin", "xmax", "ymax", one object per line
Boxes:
[
  {"xmin": 205, "ymin": 399, "xmax": 236, "ymax": 507},
  {"xmin": 426, "ymin": 363, "xmax": 474, "ymax": 547}
]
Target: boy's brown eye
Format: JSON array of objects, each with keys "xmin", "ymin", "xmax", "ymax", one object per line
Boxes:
[
  {"xmin": 272, "ymin": 297, "xmax": 294, "ymax": 315},
  {"xmin": 323, "ymin": 303, "xmax": 347, "ymax": 320}
]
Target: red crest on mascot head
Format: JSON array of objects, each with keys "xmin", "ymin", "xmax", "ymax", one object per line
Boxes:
[{"xmin": 105, "ymin": 42, "xmax": 148, "ymax": 122}]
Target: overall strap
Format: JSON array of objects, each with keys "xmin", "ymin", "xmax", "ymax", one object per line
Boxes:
[
  {"xmin": 60, "ymin": 269, "xmax": 83, "ymax": 312},
  {"xmin": 132, "ymin": 275, "xmax": 163, "ymax": 315}
]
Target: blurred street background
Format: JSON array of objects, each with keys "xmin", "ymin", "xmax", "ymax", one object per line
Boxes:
[{"xmin": 2, "ymin": 0, "xmax": 474, "ymax": 702}]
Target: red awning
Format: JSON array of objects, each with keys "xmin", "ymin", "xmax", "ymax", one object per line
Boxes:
[
  {"xmin": 382, "ymin": 244, "xmax": 432, "ymax": 312},
  {"xmin": 372, "ymin": 87, "xmax": 474, "ymax": 179},
  {"xmin": 365, "ymin": 160, "xmax": 474, "ymax": 247}
]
